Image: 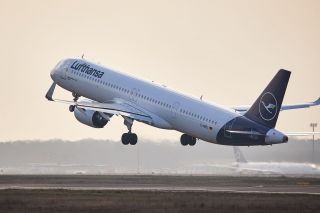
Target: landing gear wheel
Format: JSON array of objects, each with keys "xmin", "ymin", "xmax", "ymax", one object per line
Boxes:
[
  {"xmin": 180, "ymin": 134, "xmax": 196, "ymax": 146},
  {"xmin": 121, "ymin": 133, "xmax": 138, "ymax": 145},
  {"xmin": 189, "ymin": 137, "xmax": 196, "ymax": 146},
  {"xmin": 121, "ymin": 133, "xmax": 130, "ymax": 145},
  {"xmin": 180, "ymin": 134, "xmax": 189, "ymax": 146},
  {"xmin": 69, "ymin": 105, "xmax": 75, "ymax": 112},
  {"xmin": 129, "ymin": 133, "xmax": 138, "ymax": 145}
]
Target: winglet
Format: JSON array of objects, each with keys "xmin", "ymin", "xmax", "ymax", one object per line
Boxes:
[
  {"xmin": 45, "ymin": 82, "xmax": 56, "ymax": 101},
  {"xmin": 314, "ymin": 97, "xmax": 320, "ymax": 105}
]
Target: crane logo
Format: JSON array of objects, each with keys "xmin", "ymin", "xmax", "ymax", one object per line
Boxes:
[{"xmin": 259, "ymin": 92, "xmax": 278, "ymax": 121}]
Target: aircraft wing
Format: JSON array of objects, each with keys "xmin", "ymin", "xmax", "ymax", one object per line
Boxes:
[
  {"xmin": 46, "ymin": 82, "xmax": 152, "ymax": 123},
  {"xmin": 232, "ymin": 97, "xmax": 320, "ymax": 114},
  {"xmin": 53, "ymin": 98, "xmax": 153, "ymax": 124}
]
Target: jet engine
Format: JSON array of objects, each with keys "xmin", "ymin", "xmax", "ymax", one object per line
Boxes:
[{"xmin": 74, "ymin": 107, "xmax": 110, "ymax": 128}]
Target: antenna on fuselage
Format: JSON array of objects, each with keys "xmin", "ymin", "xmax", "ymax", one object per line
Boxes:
[
  {"xmin": 81, "ymin": 54, "xmax": 84, "ymax": 59},
  {"xmin": 200, "ymin": 95, "xmax": 203, "ymax": 101}
]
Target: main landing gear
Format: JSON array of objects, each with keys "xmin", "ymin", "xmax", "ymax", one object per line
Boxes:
[
  {"xmin": 180, "ymin": 134, "xmax": 196, "ymax": 146},
  {"xmin": 121, "ymin": 133, "xmax": 138, "ymax": 145},
  {"xmin": 121, "ymin": 117, "xmax": 138, "ymax": 145},
  {"xmin": 69, "ymin": 92, "xmax": 81, "ymax": 112}
]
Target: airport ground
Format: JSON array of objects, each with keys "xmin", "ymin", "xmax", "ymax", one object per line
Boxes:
[{"xmin": 0, "ymin": 175, "xmax": 320, "ymax": 213}]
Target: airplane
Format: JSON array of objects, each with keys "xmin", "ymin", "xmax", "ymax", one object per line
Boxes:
[
  {"xmin": 45, "ymin": 58, "xmax": 320, "ymax": 146},
  {"xmin": 232, "ymin": 146, "xmax": 320, "ymax": 175}
]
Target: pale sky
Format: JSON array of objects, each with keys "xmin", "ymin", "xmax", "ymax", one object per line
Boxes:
[{"xmin": 0, "ymin": 0, "xmax": 319, "ymax": 142}]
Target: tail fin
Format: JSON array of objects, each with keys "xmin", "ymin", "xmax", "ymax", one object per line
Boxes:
[
  {"xmin": 245, "ymin": 69, "xmax": 291, "ymax": 128},
  {"xmin": 233, "ymin": 147, "xmax": 247, "ymax": 163}
]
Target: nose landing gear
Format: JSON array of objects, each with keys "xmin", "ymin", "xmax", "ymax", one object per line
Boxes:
[
  {"xmin": 69, "ymin": 92, "xmax": 81, "ymax": 112},
  {"xmin": 72, "ymin": 92, "xmax": 80, "ymax": 102}
]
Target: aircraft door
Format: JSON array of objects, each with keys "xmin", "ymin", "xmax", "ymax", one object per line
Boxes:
[
  {"xmin": 63, "ymin": 61, "xmax": 71, "ymax": 79},
  {"xmin": 171, "ymin": 102, "xmax": 180, "ymax": 119},
  {"xmin": 130, "ymin": 88, "xmax": 140, "ymax": 103},
  {"xmin": 224, "ymin": 118, "xmax": 236, "ymax": 138}
]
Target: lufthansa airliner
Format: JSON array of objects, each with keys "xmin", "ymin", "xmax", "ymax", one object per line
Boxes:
[
  {"xmin": 232, "ymin": 146, "xmax": 320, "ymax": 175},
  {"xmin": 46, "ymin": 58, "xmax": 319, "ymax": 146}
]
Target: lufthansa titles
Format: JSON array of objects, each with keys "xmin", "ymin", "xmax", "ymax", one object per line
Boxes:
[{"xmin": 70, "ymin": 61, "xmax": 104, "ymax": 79}]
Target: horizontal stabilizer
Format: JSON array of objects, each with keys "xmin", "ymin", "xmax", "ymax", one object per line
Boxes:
[{"xmin": 225, "ymin": 130, "xmax": 265, "ymax": 136}]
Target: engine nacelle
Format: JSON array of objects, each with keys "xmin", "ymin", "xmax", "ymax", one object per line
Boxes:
[{"xmin": 74, "ymin": 107, "xmax": 109, "ymax": 128}]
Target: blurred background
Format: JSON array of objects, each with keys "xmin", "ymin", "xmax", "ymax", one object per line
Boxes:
[
  {"xmin": 0, "ymin": 0, "xmax": 319, "ymax": 176},
  {"xmin": 0, "ymin": 0, "xmax": 319, "ymax": 142},
  {"xmin": 0, "ymin": 138, "xmax": 319, "ymax": 175}
]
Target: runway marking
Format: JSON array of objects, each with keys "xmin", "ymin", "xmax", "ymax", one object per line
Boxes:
[{"xmin": 1, "ymin": 186, "xmax": 320, "ymax": 195}]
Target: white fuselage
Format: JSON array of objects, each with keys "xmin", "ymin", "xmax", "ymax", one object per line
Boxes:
[
  {"xmin": 236, "ymin": 162, "xmax": 320, "ymax": 175},
  {"xmin": 51, "ymin": 58, "xmax": 240, "ymax": 143}
]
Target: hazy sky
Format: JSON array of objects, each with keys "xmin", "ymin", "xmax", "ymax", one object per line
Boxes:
[{"xmin": 0, "ymin": 0, "xmax": 319, "ymax": 142}]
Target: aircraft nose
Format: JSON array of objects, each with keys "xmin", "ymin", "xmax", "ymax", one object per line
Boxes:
[
  {"xmin": 282, "ymin": 136, "xmax": 288, "ymax": 142},
  {"xmin": 50, "ymin": 68, "xmax": 57, "ymax": 81},
  {"xmin": 50, "ymin": 61, "xmax": 62, "ymax": 80}
]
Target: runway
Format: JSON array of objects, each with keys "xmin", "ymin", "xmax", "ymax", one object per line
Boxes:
[
  {"xmin": 1, "ymin": 175, "xmax": 320, "ymax": 212},
  {"xmin": 1, "ymin": 175, "xmax": 320, "ymax": 194}
]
